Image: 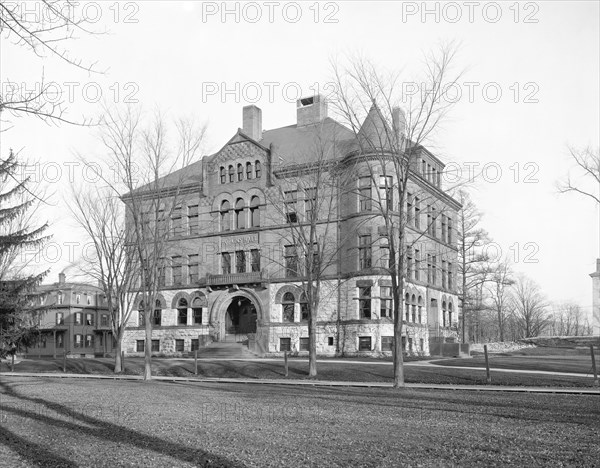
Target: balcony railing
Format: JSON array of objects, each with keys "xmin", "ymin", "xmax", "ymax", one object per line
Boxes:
[{"xmin": 206, "ymin": 270, "xmax": 267, "ymax": 286}]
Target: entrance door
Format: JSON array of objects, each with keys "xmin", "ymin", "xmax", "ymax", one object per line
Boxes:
[{"xmin": 225, "ymin": 296, "xmax": 257, "ymax": 338}]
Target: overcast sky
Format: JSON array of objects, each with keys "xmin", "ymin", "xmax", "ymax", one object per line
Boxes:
[{"xmin": 2, "ymin": 1, "xmax": 599, "ymax": 316}]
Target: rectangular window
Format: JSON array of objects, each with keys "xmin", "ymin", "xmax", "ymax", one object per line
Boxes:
[
  {"xmin": 284, "ymin": 190, "xmax": 298, "ymax": 222},
  {"xmin": 441, "ymin": 215, "xmax": 448, "ymax": 243},
  {"xmin": 427, "ymin": 205, "xmax": 432, "ymax": 235},
  {"xmin": 407, "ymin": 192, "xmax": 413, "ymax": 226},
  {"xmin": 250, "ymin": 249, "xmax": 260, "ymax": 272},
  {"xmin": 85, "ymin": 334, "xmax": 94, "ymax": 348},
  {"xmin": 175, "ymin": 339, "xmax": 184, "ymax": 353},
  {"xmin": 328, "ymin": 336, "xmax": 334, "ymax": 346},
  {"xmin": 157, "ymin": 209, "xmax": 167, "ymax": 236},
  {"xmin": 414, "ymin": 249, "xmax": 420, "ymax": 281},
  {"xmin": 421, "ymin": 159, "xmax": 427, "ymax": 175},
  {"xmin": 300, "ymin": 302, "xmax": 309, "ymax": 322},
  {"xmin": 431, "ymin": 207, "xmax": 437, "ymax": 237},
  {"xmin": 101, "ymin": 314, "xmax": 109, "ymax": 327},
  {"xmin": 359, "ymin": 286, "xmax": 371, "ymax": 319},
  {"xmin": 136, "ymin": 340, "xmax": 145, "ymax": 352},
  {"xmin": 191, "ymin": 339, "xmax": 199, "ymax": 351},
  {"xmin": 87, "ymin": 295, "xmax": 91, "ymax": 305},
  {"xmin": 74, "ymin": 334, "xmax": 83, "ymax": 348},
  {"xmin": 284, "ymin": 245, "xmax": 298, "ymax": 278},
  {"xmin": 188, "ymin": 205, "xmax": 199, "ymax": 235},
  {"xmin": 153, "ymin": 309, "xmax": 161, "ymax": 326},
  {"xmin": 188, "ymin": 254, "xmax": 199, "ymax": 283},
  {"xmin": 379, "ymin": 175, "xmax": 393, "ymax": 210},
  {"xmin": 442, "ymin": 260, "xmax": 447, "ymax": 289},
  {"xmin": 57, "ymin": 293, "xmax": 63, "ymax": 305},
  {"xmin": 427, "ymin": 254, "xmax": 432, "ymax": 284},
  {"xmin": 359, "ymin": 235, "xmax": 372, "ymax": 269},
  {"xmin": 380, "ymin": 286, "xmax": 392, "ymax": 318},
  {"xmin": 178, "ymin": 308, "xmax": 188, "ymax": 325},
  {"xmin": 432, "ymin": 255, "xmax": 437, "ymax": 285},
  {"xmin": 158, "ymin": 259, "xmax": 166, "ymax": 287},
  {"xmin": 280, "ymin": 337, "xmax": 291, "ymax": 352},
  {"xmin": 56, "ymin": 332, "xmax": 64, "ymax": 348},
  {"xmin": 359, "ymin": 176, "xmax": 372, "ymax": 211},
  {"xmin": 447, "ymin": 218, "xmax": 453, "ymax": 244},
  {"xmin": 379, "ymin": 242, "xmax": 390, "ymax": 269},
  {"xmin": 222, "ymin": 252, "xmax": 231, "ymax": 275},
  {"xmin": 304, "ymin": 187, "xmax": 317, "ymax": 221},
  {"xmin": 85, "ymin": 313, "xmax": 94, "ymax": 326},
  {"xmin": 236, "ymin": 250, "xmax": 246, "ymax": 273},
  {"xmin": 56, "ymin": 312, "xmax": 64, "ymax": 325},
  {"xmin": 171, "ymin": 206, "xmax": 182, "ymax": 237},
  {"xmin": 408, "ymin": 337, "xmax": 413, "ymax": 351},
  {"xmin": 420, "ymin": 338, "xmax": 424, "ymax": 352},
  {"xmin": 358, "ymin": 336, "xmax": 372, "ymax": 351},
  {"xmin": 406, "ymin": 247, "xmax": 413, "ymax": 278},
  {"xmin": 139, "ymin": 311, "xmax": 145, "ymax": 327},
  {"xmin": 414, "ymin": 197, "xmax": 421, "ymax": 230},
  {"xmin": 299, "ymin": 337, "xmax": 309, "ymax": 351},
  {"xmin": 172, "ymin": 256, "xmax": 183, "ymax": 285},
  {"xmin": 448, "ymin": 263, "xmax": 453, "ymax": 290},
  {"xmin": 381, "ymin": 336, "xmax": 393, "ymax": 351},
  {"xmin": 151, "ymin": 339, "xmax": 160, "ymax": 352},
  {"xmin": 193, "ymin": 307, "xmax": 203, "ymax": 324},
  {"xmin": 74, "ymin": 313, "xmax": 82, "ymax": 325}
]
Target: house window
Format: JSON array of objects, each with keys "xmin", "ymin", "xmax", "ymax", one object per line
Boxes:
[
  {"xmin": 171, "ymin": 206, "xmax": 182, "ymax": 237},
  {"xmin": 56, "ymin": 312, "xmax": 64, "ymax": 325},
  {"xmin": 188, "ymin": 205, "xmax": 199, "ymax": 235},
  {"xmin": 151, "ymin": 339, "xmax": 160, "ymax": 352},
  {"xmin": 57, "ymin": 293, "xmax": 63, "ymax": 305},
  {"xmin": 442, "ymin": 301, "xmax": 447, "ymax": 327},
  {"xmin": 411, "ymin": 295, "xmax": 417, "ymax": 322},
  {"xmin": 379, "ymin": 175, "xmax": 393, "ymax": 210},
  {"xmin": 191, "ymin": 339, "xmax": 199, "ymax": 351},
  {"xmin": 282, "ymin": 292, "xmax": 295, "ymax": 322},
  {"xmin": 379, "ymin": 242, "xmax": 390, "ymax": 269},
  {"xmin": 358, "ymin": 336, "xmax": 372, "ymax": 351},
  {"xmin": 448, "ymin": 264, "xmax": 453, "ymax": 290},
  {"xmin": 420, "ymin": 338, "xmax": 424, "ymax": 351},
  {"xmin": 300, "ymin": 294, "xmax": 308, "ymax": 322},
  {"xmin": 250, "ymin": 249, "xmax": 260, "ymax": 272},
  {"xmin": 246, "ymin": 162, "xmax": 253, "ymax": 179},
  {"xmin": 87, "ymin": 295, "xmax": 91, "ymax": 305},
  {"xmin": 381, "ymin": 336, "xmax": 393, "ymax": 351},
  {"xmin": 172, "ymin": 256, "xmax": 182, "ymax": 285},
  {"xmin": 139, "ymin": 310, "xmax": 145, "ymax": 327},
  {"xmin": 193, "ymin": 301, "xmax": 203, "ymax": 324},
  {"xmin": 157, "ymin": 258, "xmax": 166, "ymax": 287},
  {"xmin": 76, "ymin": 294, "xmax": 81, "ymax": 304},
  {"xmin": 284, "ymin": 190, "xmax": 298, "ymax": 223},
  {"xmin": 220, "ymin": 166, "xmax": 226, "ymax": 184},
  {"xmin": 255, "ymin": 160, "xmax": 261, "ymax": 178},
  {"xmin": 75, "ymin": 313, "xmax": 82, "ymax": 325},
  {"xmin": 380, "ymin": 286, "xmax": 392, "ymax": 318},
  {"xmin": 358, "ymin": 286, "xmax": 371, "ymax": 319},
  {"xmin": 85, "ymin": 334, "xmax": 94, "ymax": 348},
  {"xmin": 359, "ymin": 235, "xmax": 372, "ymax": 269},
  {"xmin": 177, "ymin": 298, "xmax": 188, "ymax": 325},
  {"xmin": 359, "ymin": 176, "xmax": 372, "ymax": 211},
  {"xmin": 56, "ymin": 332, "xmax": 64, "ymax": 348},
  {"xmin": 432, "ymin": 255, "xmax": 437, "ymax": 285},
  {"xmin": 236, "ymin": 250, "xmax": 246, "ymax": 273},
  {"xmin": 407, "ymin": 193, "xmax": 413, "ymax": 226},
  {"xmin": 418, "ymin": 296, "xmax": 423, "ymax": 323},
  {"xmin": 414, "ymin": 197, "xmax": 421, "ymax": 230},
  {"xmin": 136, "ymin": 340, "xmax": 145, "ymax": 352},
  {"xmin": 74, "ymin": 334, "xmax": 83, "ymax": 348},
  {"xmin": 407, "ymin": 247, "xmax": 413, "ymax": 278},
  {"xmin": 442, "ymin": 260, "xmax": 447, "ymax": 289},
  {"xmin": 421, "ymin": 159, "xmax": 427, "ymax": 175},
  {"xmin": 101, "ymin": 314, "xmax": 109, "ymax": 327},
  {"xmin": 153, "ymin": 303, "xmax": 162, "ymax": 326},
  {"xmin": 284, "ymin": 245, "xmax": 298, "ymax": 278},
  {"xmin": 222, "ymin": 252, "xmax": 231, "ymax": 274},
  {"xmin": 235, "ymin": 198, "xmax": 245, "ymax": 229},
  {"xmin": 85, "ymin": 313, "xmax": 94, "ymax": 326},
  {"xmin": 408, "ymin": 337, "xmax": 413, "ymax": 351},
  {"xmin": 188, "ymin": 254, "xmax": 199, "ymax": 283},
  {"xmin": 279, "ymin": 337, "xmax": 291, "ymax": 352},
  {"xmin": 228, "ymin": 165, "xmax": 234, "ymax": 182},
  {"xmin": 447, "ymin": 218, "xmax": 453, "ymax": 244},
  {"xmin": 448, "ymin": 302, "xmax": 453, "ymax": 325},
  {"xmin": 327, "ymin": 336, "xmax": 334, "ymax": 346},
  {"xmin": 414, "ymin": 249, "xmax": 420, "ymax": 281},
  {"xmin": 250, "ymin": 196, "xmax": 260, "ymax": 227},
  {"xmin": 220, "ymin": 200, "xmax": 231, "ymax": 231},
  {"xmin": 441, "ymin": 215, "xmax": 448, "ymax": 243},
  {"xmin": 237, "ymin": 163, "xmax": 243, "ymax": 181},
  {"xmin": 304, "ymin": 187, "xmax": 317, "ymax": 220},
  {"xmin": 299, "ymin": 337, "xmax": 309, "ymax": 351},
  {"xmin": 175, "ymin": 339, "xmax": 185, "ymax": 352}
]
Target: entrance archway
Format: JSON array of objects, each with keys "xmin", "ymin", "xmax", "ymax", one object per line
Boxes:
[{"xmin": 225, "ymin": 296, "xmax": 257, "ymax": 336}]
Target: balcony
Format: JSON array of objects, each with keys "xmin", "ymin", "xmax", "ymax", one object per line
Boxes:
[{"xmin": 206, "ymin": 271, "xmax": 267, "ymax": 287}]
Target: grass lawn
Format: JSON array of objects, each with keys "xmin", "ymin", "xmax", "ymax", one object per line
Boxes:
[
  {"xmin": 0, "ymin": 377, "xmax": 598, "ymax": 467},
  {"xmin": 2, "ymin": 357, "xmax": 598, "ymax": 387}
]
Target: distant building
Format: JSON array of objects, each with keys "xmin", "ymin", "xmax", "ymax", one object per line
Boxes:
[
  {"xmin": 122, "ymin": 95, "xmax": 461, "ymax": 357},
  {"xmin": 591, "ymin": 259, "xmax": 600, "ymax": 336},
  {"xmin": 26, "ymin": 273, "xmax": 113, "ymax": 358}
]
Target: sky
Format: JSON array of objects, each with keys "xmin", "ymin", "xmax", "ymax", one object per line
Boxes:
[{"xmin": 1, "ymin": 1, "xmax": 599, "ymax": 317}]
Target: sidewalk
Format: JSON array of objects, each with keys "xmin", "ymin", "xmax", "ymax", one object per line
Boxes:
[{"xmin": 1, "ymin": 371, "xmax": 598, "ymax": 394}]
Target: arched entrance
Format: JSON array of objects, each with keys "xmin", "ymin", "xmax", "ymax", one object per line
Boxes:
[{"xmin": 224, "ymin": 296, "xmax": 257, "ymax": 338}]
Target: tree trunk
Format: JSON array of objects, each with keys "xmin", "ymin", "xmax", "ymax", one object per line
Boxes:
[
  {"xmin": 308, "ymin": 305, "xmax": 317, "ymax": 377},
  {"xmin": 114, "ymin": 337, "xmax": 122, "ymax": 373},
  {"xmin": 144, "ymin": 306, "xmax": 152, "ymax": 380}
]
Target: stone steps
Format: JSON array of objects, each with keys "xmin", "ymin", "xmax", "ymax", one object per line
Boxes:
[{"xmin": 197, "ymin": 340, "xmax": 256, "ymax": 359}]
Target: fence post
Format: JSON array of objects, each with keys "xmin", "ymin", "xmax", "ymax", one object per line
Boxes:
[
  {"xmin": 284, "ymin": 351, "xmax": 288, "ymax": 377},
  {"xmin": 194, "ymin": 350, "xmax": 198, "ymax": 375},
  {"xmin": 591, "ymin": 345, "xmax": 598, "ymax": 387},
  {"xmin": 483, "ymin": 344, "xmax": 491, "ymax": 385}
]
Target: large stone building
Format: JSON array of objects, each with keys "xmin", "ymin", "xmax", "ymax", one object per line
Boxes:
[{"xmin": 122, "ymin": 95, "xmax": 460, "ymax": 357}]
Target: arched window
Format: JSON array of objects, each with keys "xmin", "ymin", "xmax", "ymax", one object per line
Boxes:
[
  {"xmin": 235, "ymin": 198, "xmax": 245, "ymax": 229},
  {"xmin": 448, "ymin": 302, "xmax": 453, "ymax": 326},
  {"xmin": 228, "ymin": 165, "xmax": 234, "ymax": 182},
  {"xmin": 237, "ymin": 163, "xmax": 243, "ymax": 181},
  {"xmin": 404, "ymin": 293, "xmax": 410, "ymax": 322},
  {"xmin": 300, "ymin": 293, "xmax": 308, "ymax": 322},
  {"xmin": 255, "ymin": 160, "xmax": 261, "ymax": 179},
  {"xmin": 246, "ymin": 162, "xmax": 253, "ymax": 180},
  {"xmin": 411, "ymin": 294, "xmax": 416, "ymax": 322},
  {"xmin": 220, "ymin": 166, "xmax": 225, "ymax": 184},
  {"xmin": 177, "ymin": 298, "xmax": 188, "ymax": 325},
  {"xmin": 154, "ymin": 300, "xmax": 162, "ymax": 326},
  {"xmin": 192, "ymin": 297, "xmax": 204, "ymax": 324},
  {"xmin": 417, "ymin": 296, "xmax": 423, "ymax": 323},
  {"xmin": 250, "ymin": 196, "xmax": 260, "ymax": 227},
  {"xmin": 282, "ymin": 292, "xmax": 295, "ymax": 322},
  {"xmin": 442, "ymin": 301, "xmax": 447, "ymax": 327},
  {"xmin": 220, "ymin": 200, "xmax": 231, "ymax": 231}
]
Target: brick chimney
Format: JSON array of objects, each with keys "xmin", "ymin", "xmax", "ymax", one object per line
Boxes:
[
  {"xmin": 58, "ymin": 272, "xmax": 66, "ymax": 284},
  {"xmin": 242, "ymin": 105, "xmax": 262, "ymax": 140},
  {"xmin": 297, "ymin": 95, "xmax": 328, "ymax": 127}
]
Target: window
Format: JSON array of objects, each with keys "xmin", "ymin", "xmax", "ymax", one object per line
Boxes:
[
  {"xmin": 85, "ymin": 313, "xmax": 94, "ymax": 326},
  {"xmin": 284, "ymin": 190, "xmax": 298, "ymax": 223},
  {"xmin": 151, "ymin": 339, "xmax": 160, "ymax": 352},
  {"xmin": 300, "ymin": 293, "xmax": 308, "ymax": 321},
  {"xmin": 171, "ymin": 206, "xmax": 182, "ymax": 236},
  {"xmin": 56, "ymin": 332, "xmax": 64, "ymax": 348},
  {"xmin": 56, "ymin": 312, "xmax": 64, "ymax": 325},
  {"xmin": 74, "ymin": 334, "xmax": 83, "ymax": 348},
  {"xmin": 408, "ymin": 337, "xmax": 413, "ymax": 352},
  {"xmin": 76, "ymin": 294, "xmax": 81, "ymax": 304},
  {"xmin": 358, "ymin": 235, "xmax": 372, "ymax": 269},
  {"xmin": 250, "ymin": 249, "xmax": 260, "ymax": 272},
  {"xmin": 421, "ymin": 159, "xmax": 427, "ymax": 175},
  {"xmin": 420, "ymin": 338, "xmax": 424, "ymax": 352},
  {"xmin": 449, "ymin": 302, "xmax": 453, "ymax": 325},
  {"xmin": 139, "ymin": 310, "xmax": 145, "ymax": 327},
  {"xmin": 441, "ymin": 215, "xmax": 448, "ymax": 243},
  {"xmin": 379, "ymin": 242, "xmax": 390, "ymax": 269},
  {"xmin": 358, "ymin": 336, "xmax": 372, "ymax": 351},
  {"xmin": 282, "ymin": 292, "xmax": 295, "ymax": 322},
  {"xmin": 153, "ymin": 301, "xmax": 162, "ymax": 326},
  {"xmin": 75, "ymin": 313, "xmax": 82, "ymax": 325},
  {"xmin": 57, "ymin": 293, "xmax": 63, "ymax": 305},
  {"xmin": 235, "ymin": 198, "xmax": 245, "ymax": 229},
  {"xmin": 448, "ymin": 263, "xmax": 453, "ymax": 290},
  {"xmin": 280, "ymin": 337, "xmax": 291, "ymax": 352},
  {"xmin": 447, "ymin": 218, "xmax": 453, "ymax": 244},
  {"xmin": 250, "ymin": 196, "xmax": 260, "ymax": 227},
  {"xmin": 85, "ymin": 334, "xmax": 94, "ymax": 348},
  {"xmin": 228, "ymin": 165, "xmax": 234, "ymax": 182},
  {"xmin": 172, "ymin": 256, "xmax": 182, "ymax": 285},
  {"xmin": 284, "ymin": 245, "xmax": 298, "ymax": 278},
  {"xmin": 359, "ymin": 176, "xmax": 371, "ymax": 211},
  {"xmin": 359, "ymin": 286, "xmax": 371, "ymax": 319},
  {"xmin": 188, "ymin": 254, "xmax": 199, "ymax": 283},
  {"xmin": 414, "ymin": 197, "xmax": 421, "ymax": 230},
  {"xmin": 299, "ymin": 337, "xmax": 309, "ymax": 351},
  {"xmin": 101, "ymin": 314, "xmax": 109, "ymax": 327},
  {"xmin": 328, "ymin": 336, "xmax": 334, "ymax": 346},
  {"xmin": 236, "ymin": 250, "xmax": 246, "ymax": 273},
  {"xmin": 407, "ymin": 193, "xmax": 413, "ymax": 226},
  {"xmin": 418, "ymin": 296, "xmax": 423, "ymax": 323},
  {"xmin": 381, "ymin": 336, "xmax": 393, "ymax": 351},
  {"xmin": 188, "ymin": 205, "xmax": 199, "ymax": 235},
  {"xmin": 380, "ymin": 286, "xmax": 392, "ymax": 318},
  {"xmin": 411, "ymin": 295, "xmax": 417, "ymax": 322},
  {"xmin": 379, "ymin": 175, "xmax": 393, "ymax": 210},
  {"xmin": 87, "ymin": 295, "xmax": 91, "ymax": 305},
  {"xmin": 220, "ymin": 200, "xmax": 231, "ymax": 231},
  {"xmin": 414, "ymin": 249, "xmax": 420, "ymax": 281},
  {"xmin": 442, "ymin": 260, "xmax": 447, "ymax": 289},
  {"xmin": 177, "ymin": 299, "xmax": 188, "ymax": 325},
  {"xmin": 157, "ymin": 209, "xmax": 167, "ymax": 236},
  {"xmin": 406, "ymin": 247, "xmax": 413, "ymax": 278},
  {"xmin": 404, "ymin": 293, "xmax": 410, "ymax": 321},
  {"xmin": 175, "ymin": 339, "xmax": 185, "ymax": 352},
  {"xmin": 222, "ymin": 252, "xmax": 231, "ymax": 274},
  {"xmin": 442, "ymin": 301, "xmax": 447, "ymax": 327},
  {"xmin": 191, "ymin": 339, "xmax": 199, "ymax": 351},
  {"xmin": 255, "ymin": 160, "xmax": 261, "ymax": 178},
  {"xmin": 158, "ymin": 259, "xmax": 166, "ymax": 287},
  {"xmin": 431, "ymin": 207, "xmax": 437, "ymax": 237},
  {"xmin": 193, "ymin": 298, "xmax": 203, "ymax": 324},
  {"xmin": 220, "ymin": 166, "xmax": 226, "ymax": 184},
  {"xmin": 432, "ymin": 255, "xmax": 437, "ymax": 285},
  {"xmin": 304, "ymin": 187, "xmax": 317, "ymax": 220},
  {"xmin": 136, "ymin": 340, "xmax": 145, "ymax": 352},
  {"xmin": 237, "ymin": 163, "xmax": 243, "ymax": 181},
  {"xmin": 246, "ymin": 162, "xmax": 253, "ymax": 180},
  {"xmin": 427, "ymin": 254, "xmax": 432, "ymax": 285},
  {"xmin": 39, "ymin": 335, "xmax": 47, "ymax": 348}
]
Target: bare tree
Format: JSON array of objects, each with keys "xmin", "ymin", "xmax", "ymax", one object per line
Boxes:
[
  {"xmin": 558, "ymin": 146, "xmax": 600, "ymax": 204},
  {"xmin": 485, "ymin": 256, "xmax": 514, "ymax": 342},
  {"xmin": 512, "ymin": 275, "xmax": 549, "ymax": 338},
  {"xmin": 330, "ymin": 44, "xmax": 463, "ymax": 388}
]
